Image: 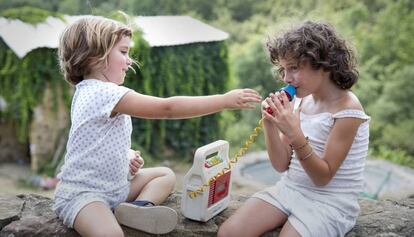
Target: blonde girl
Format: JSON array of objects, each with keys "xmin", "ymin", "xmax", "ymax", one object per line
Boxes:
[{"xmin": 54, "ymin": 16, "xmax": 261, "ymax": 237}]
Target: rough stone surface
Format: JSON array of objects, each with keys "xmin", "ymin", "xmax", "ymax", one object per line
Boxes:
[
  {"xmin": 0, "ymin": 195, "xmax": 24, "ymax": 229},
  {"xmin": 0, "ymin": 193, "xmax": 413, "ymax": 237}
]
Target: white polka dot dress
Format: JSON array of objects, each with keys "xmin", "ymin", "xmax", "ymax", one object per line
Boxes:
[{"xmin": 54, "ymin": 79, "xmax": 132, "ymax": 200}]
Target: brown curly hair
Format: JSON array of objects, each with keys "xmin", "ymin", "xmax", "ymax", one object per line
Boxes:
[
  {"xmin": 58, "ymin": 16, "xmax": 132, "ymax": 85},
  {"xmin": 267, "ymin": 21, "xmax": 358, "ymax": 89}
]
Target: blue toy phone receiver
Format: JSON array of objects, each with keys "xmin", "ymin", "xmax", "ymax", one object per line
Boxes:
[{"xmin": 266, "ymin": 84, "xmax": 296, "ymax": 114}]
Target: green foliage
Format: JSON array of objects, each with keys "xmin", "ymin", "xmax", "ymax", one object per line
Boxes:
[
  {"xmin": 0, "ymin": 40, "xmax": 71, "ymax": 142},
  {"xmin": 0, "ymin": 8, "xmax": 230, "ymax": 163},
  {"xmin": 369, "ymin": 145, "xmax": 414, "ymax": 169},
  {"xmin": 0, "ymin": 6, "xmax": 62, "ymax": 24},
  {"xmin": 358, "ymin": 0, "xmax": 414, "ymax": 66},
  {"xmin": 368, "ymin": 65, "xmax": 414, "ymax": 155},
  {"xmin": 381, "ymin": 120, "xmax": 414, "ymax": 155},
  {"xmin": 352, "ymin": 1, "xmax": 414, "ymax": 161},
  {"xmin": 1, "ymin": 0, "xmax": 414, "ymax": 165},
  {"xmin": 125, "ymin": 40, "xmax": 230, "ymax": 159},
  {"xmin": 232, "ymin": 36, "xmax": 283, "ymax": 94},
  {"xmin": 0, "ymin": 5, "xmax": 71, "ymax": 144},
  {"xmin": 224, "ymin": 108, "xmax": 265, "ymax": 156},
  {"xmin": 371, "ymin": 65, "xmax": 414, "ymax": 125}
]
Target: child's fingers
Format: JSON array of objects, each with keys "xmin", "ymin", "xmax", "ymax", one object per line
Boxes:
[
  {"xmin": 266, "ymin": 96, "xmax": 278, "ymax": 115},
  {"xmin": 261, "ymin": 99, "xmax": 269, "ymax": 109},
  {"xmin": 295, "ymin": 106, "xmax": 302, "ymax": 120},
  {"xmin": 133, "ymin": 151, "xmax": 144, "ymax": 164},
  {"xmin": 238, "ymin": 95, "xmax": 262, "ymax": 109},
  {"xmin": 263, "ymin": 108, "xmax": 278, "ymax": 122},
  {"xmin": 242, "ymin": 95, "xmax": 262, "ymax": 103},
  {"xmin": 245, "ymin": 91, "xmax": 262, "ymax": 101},
  {"xmin": 129, "ymin": 159, "xmax": 139, "ymax": 168},
  {"xmin": 280, "ymin": 91, "xmax": 291, "ymax": 110},
  {"xmin": 243, "ymin": 88, "xmax": 261, "ymax": 97},
  {"xmin": 263, "ymin": 109, "xmax": 273, "ymax": 118},
  {"xmin": 129, "ymin": 163, "xmax": 138, "ymax": 174},
  {"xmin": 131, "ymin": 157, "xmax": 144, "ymax": 167},
  {"xmin": 273, "ymin": 92, "xmax": 285, "ymax": 110},
  {"xmin": 136, "ymin": 156, "xmax": 144, "ymax": 167}
]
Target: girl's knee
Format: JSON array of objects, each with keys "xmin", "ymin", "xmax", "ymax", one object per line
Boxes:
[
  {"xmin": 161, "ymin": 167, "xmax": 176, "ymax": 185},
  {"xmin": 217, "ymin": 219, "xmax": 240, "ymax": 237}
]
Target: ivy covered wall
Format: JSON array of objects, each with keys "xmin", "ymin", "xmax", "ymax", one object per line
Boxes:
[
  {"xmin": 0, "ymin": 40, "xmax": 71, "ymax": 142},
  {"xmin": 0, "ymin": 12, "xmax": 230, "ymax": 163},
  {"xmin": 125, "ymin": 35, "xmax": 230, "ymax": 159}
]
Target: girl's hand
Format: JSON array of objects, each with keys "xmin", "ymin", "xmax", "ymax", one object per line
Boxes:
[
  {"xmin": 129, "ymin": 150, "xmax": 144, "ymax": 177},
  {"xmin": 261, "ymin": 97, "xmax": 272, "ymax": 117},
  {"xmin": 262, "ymin": 91, "xmax": 302, "ymax": 141},
  {"xmin": 261, "ymin": 99, "xmax": 269, "ymax": 112},
  {"xmin": 224, "ymin": 89, "xmax": 262, "ymax": 109}
]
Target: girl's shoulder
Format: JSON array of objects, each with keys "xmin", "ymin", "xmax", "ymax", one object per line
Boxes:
[
  {"xmin": 330, "ymin": 92, "xmax": 370, "ymax": 120},
  {"xmin": 299, "ymin": 92, "xmax": 369, "ymax": 120},
  {"xmin": 340, "ymin": 91, "xmax": 363, "ymax": 111}
]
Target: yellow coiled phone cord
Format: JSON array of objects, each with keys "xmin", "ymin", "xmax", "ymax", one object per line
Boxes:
[{"xmin": 188, "ymin": 118, "xmax": 264, "ymax": 199}]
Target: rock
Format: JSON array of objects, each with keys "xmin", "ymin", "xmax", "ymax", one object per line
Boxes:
[
  {"xmin": 348, "ymin": 198, "xmax": 414, "ymax": 236},
  {"xmin": 0, "ymin": 195, "xmax": 23, "ymax": 229},
  {"xmin": 1, "ymin": 193, "xmax": 413, "ymax": 237},
  {"xmin": 0, "ymin": 194, "xmax": 78, "ymax": 237}
]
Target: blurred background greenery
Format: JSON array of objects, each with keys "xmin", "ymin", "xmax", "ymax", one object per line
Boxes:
[{"xmin": 0, "ymin": 0, "xmax": 413, "ymax": 174}]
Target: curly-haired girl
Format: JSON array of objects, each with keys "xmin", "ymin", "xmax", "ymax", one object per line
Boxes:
[{"xmin": 218, "ymin": 21, "xmax": 370, "ymax": 237}]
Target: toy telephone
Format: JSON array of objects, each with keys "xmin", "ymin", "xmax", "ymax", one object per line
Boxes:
[
  {"xmin": 181, "ymin": 140, "xmax": 231, "ymax": 222},
  {"xmin": 181, "ymin": 85, "xmax": 296, "ymax": 222}
]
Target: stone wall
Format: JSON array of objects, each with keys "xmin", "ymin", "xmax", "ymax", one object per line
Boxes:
[
  {"xmin": 29, "ymin": 83, "xmax": 69, "ymax": 172},
  {"xmin": 1, "ymin": 193, "xmax": 413, "ymax": 237},
  {"xmin": 0, "ymin": 121, "xmax": 29, "ymax": 164},
  {"xmin": 0, "ymin": 83, "xmax": 69, "ymax": 172}
]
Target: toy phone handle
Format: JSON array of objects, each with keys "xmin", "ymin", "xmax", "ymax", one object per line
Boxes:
[
  {"xmin": 193, "ymin": 140, "xmax": 229, "ymax": 170},
  {"xmin": 265, "ymin": 84, "xmax": 296, "ymax": 115}
]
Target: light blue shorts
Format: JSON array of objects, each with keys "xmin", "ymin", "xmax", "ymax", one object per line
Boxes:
[
  {"xmin": 53, "ymin": 186, "xmax": 130, "ymax": 228},
  {"xmin": 252, "ymin": 181, "xmax": 356, "ymax": 237}
]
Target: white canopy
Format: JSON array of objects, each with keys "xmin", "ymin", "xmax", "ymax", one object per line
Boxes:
[
  {"xmin": 0, "ymin": 15, "xmax": 229, "ymax": 58},
  {"xmin": 134, "ymin": 16, "xmax": 229, "ymax": 47}
]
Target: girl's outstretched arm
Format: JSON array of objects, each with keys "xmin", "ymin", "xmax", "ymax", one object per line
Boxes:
[{"xmin": 113, "ymin": 88, "xmax": 261, "ymax": 119}]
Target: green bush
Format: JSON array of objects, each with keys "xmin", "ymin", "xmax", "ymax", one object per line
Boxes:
[
  {"xmin": 126, "ymin": 40, "xmax": 230, "ymax": 160},
  {"xmin": 370, "ymin": 145, "xmax": 414, "ymax": 169},
  {"xmin": 0, "ymin": 9, "xmax": 231, "ymax": 162}
]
